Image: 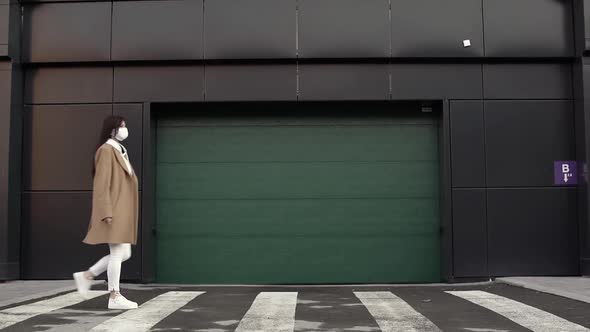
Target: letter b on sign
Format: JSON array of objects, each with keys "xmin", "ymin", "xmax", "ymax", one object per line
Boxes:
[{"xmin": 563, "ymin": 164, "xmax": 570, "ymax": 173}]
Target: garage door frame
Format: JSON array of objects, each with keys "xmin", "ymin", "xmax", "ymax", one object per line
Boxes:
[{"xmin": 138, "ymin": 100, "xmax": 453, "ymax": 284}]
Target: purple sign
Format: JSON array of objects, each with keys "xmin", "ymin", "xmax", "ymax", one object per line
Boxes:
[{"xmin": 554, "ymin": 161, "xmax": 577, "ymax": 185}]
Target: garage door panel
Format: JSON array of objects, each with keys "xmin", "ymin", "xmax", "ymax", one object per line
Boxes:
[
  {"xmin": 156, "ymin": 109, "xmax": 440, "ymax": 284},
  {"xmin": 157, "ymin": 238, "xmax": 440, "ymax": 284},
  {"xmin": 157, "ymin": 199, "xmax": 439, "ymax": 237},
  {"xmin": 157, "ymin": 125, "xmax": 438, "ymax": 163},
  {"xmin": 157, "ymin": 107, "xmax": 437, "ymax": 127},
  {"xmin": 157, "ymin": 162, "xmax": 439, "ymax": 199}
]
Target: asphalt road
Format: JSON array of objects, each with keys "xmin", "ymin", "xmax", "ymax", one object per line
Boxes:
[{"xmin": 1, "ymin": 283, "xmax": 589, "ymax": 332}]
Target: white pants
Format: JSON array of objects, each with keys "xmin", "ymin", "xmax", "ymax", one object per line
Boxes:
[{"xmin": 88, "ymin": 244, "xmax": 131, "ymax": 292}]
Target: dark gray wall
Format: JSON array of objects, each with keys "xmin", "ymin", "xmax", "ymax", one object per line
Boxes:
[
  {"xmin": 4, "ymin": 0, "xmax": 583, "ymax": 281},
  {"xmin": 573, "ymin": 0, "xmax": 590, "ymax": 276},
  {"xmin": 0, "ymin": 0, "xmax": 22, "ymax": 280}
]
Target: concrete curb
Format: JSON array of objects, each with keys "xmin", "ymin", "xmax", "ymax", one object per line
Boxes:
[{"xmin": 497, "ymin": 277, "xmax": 590, "ymax": 304}]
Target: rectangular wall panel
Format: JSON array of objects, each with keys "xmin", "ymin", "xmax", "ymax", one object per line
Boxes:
[
  {"xmin": 483, "ymin": 0, "xmax": 574, "ymax": 57},
  {"xmin": 453, "ymin": 189, "xmax": 488, "ymax": 277},
  {"xmin": 298, "ymin": 64, "xmax": 389, "ymax": 101},
  {"xmin": 391, "ymin": 64, "xmax": 482, "ymax": 100},
  {"xmin": 114, "ymin": 66, "xmax": 204, "ymax": 102},
  {"xmin": 391, "ymin": 0, "xmax": 483, "ymax": 57},
  {"xmin": 23, "ymin": 104, "xmax": 112, "ymax": 191},
  {"xmin": 205, "ymin": 64, "xmax": 296, "ymax": 101},
  {"xmin": 483, "ymin": 64, "xmax": 573, "ymax": 99},
  {"xmin": 298, "ymin": 0, "xmax": 389, "ymax": 58},
  {"xmin": 21, "ymin": 192, "xmax": 141, "ymax": 280},
  {"xmin": 204, "ymin": 0, "xmax": 295, "ymax": 59},
  {"xmin": 485, "ymin": 100, "xmax": 575, "ymax": 187},
  {"xmin": 487, "ymin": 188, "xmax": 578, "ymax": 276},
  {"xmin": 450, "ymin": 101, "xmax": 485, "ymax": 188},
  {"xmin": 112, "ymin": 0, "xmax": 203, "ymax": 61},
  {"xmin": 25, "ymin": 67, "xmax": 113, "ymax": 104},
  {"xmin": 23, "ymin": 2, "xmax": 111, "ymax": 62},
  {"xmin": 0, "ymin": 5, "xmax": 8, "ymax": 46}
]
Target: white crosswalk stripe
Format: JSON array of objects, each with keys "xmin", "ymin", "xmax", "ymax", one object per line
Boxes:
[
  {"xmin": 235, "ymin": 292, "xmax": 298, "ymax": 332},
  {"xmin": 90, "ymin": 291, "xmax": 204, "ymax": 332},
  {"xmin": 354, "ymin": 291, "xmax": 441, "ymax": 332},
  {"xmin": 447, "ymin": 290, "xmax": 590, "ymax": 332},
  {"xmin": 0, "ymin": 290, "xmax": 108, "ymax": 330}
]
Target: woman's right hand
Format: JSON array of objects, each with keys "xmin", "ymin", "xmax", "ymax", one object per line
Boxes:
[{"xmin": 103, "ymin": 217, "xmax": 113, "ymax": 224}]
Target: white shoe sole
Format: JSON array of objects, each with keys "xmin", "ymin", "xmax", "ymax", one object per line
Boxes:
[{"xmin": 108, "ymin": 303, "xmax": 138, "ymax": 310}]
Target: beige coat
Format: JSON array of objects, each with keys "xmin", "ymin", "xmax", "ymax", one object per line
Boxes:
[{"xmin": 83, "ymin": 143, "xmax": 139, "ymax": 245}]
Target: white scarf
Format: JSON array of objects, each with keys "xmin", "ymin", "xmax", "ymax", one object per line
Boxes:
[{"xmin": 106, "ymin": 139, "xmax": 133, "ymax": 175}]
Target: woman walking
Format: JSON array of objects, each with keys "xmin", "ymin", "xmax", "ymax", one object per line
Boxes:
[{"xmin": 73, "ymin": 115, "xmax": 140, "ymax": 310}]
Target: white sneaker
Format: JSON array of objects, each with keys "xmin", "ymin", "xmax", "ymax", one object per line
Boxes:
[
  {"xmin": 73, "ymin": 272, "xmax": 91, "ymax": 298},
  {"xmin": 108, "ymin": 293, "xmax": 138, "ymax": 310}
]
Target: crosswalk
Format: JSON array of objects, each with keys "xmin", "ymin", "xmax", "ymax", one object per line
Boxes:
[
  {"xmin": 447, "ymin": 291, "xmax": 589, "ymax": 332},
  {"xmin": 0, "ymin": 288, "xmax": 588, "ymax": 331}
]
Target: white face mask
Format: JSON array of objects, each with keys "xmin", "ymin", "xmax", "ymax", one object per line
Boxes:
[{"xmin": 115, "ymin": 127, "xmax": 129, "ymax": 141}]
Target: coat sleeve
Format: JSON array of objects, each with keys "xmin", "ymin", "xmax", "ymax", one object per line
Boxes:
[{"xmin": 92, "ymin": 147, "xmax": 114, "ymax": 221}]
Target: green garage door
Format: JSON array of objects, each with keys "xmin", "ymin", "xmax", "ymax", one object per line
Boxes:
[{"xmin": 156, "ymin": 104, "xmax": 440, "ymax": 284}]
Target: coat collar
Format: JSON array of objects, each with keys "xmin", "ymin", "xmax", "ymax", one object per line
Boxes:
[
  {"xmin": 105, "ymin": 139, "xmax": 133, "ymax": 176},
  {"xmin": 106, "ymin": 139, "xmax": 124, "ymax": 153}
]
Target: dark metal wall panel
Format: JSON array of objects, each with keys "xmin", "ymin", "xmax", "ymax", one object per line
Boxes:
[
  {"xmin": 113, "ymin": 104, "xmax": 143, "ymax": 190},
  {"xmin": 485, "ymin": 100, "xmax": 575, "ymax": 187},
  {"xmin": 487, "ymin": 188, "xmax": 578, "ymax": 276},
  {"xmin": 581, "ymin": 62, "xmax": 590, "ymax": 275},
  {"xmin": 141, "ymin": 103, "xmax": 155, "ymax": 282},
  {"xmin": 21, "ymin": 0, "xmax": 96, "ymax": 2},
  {"xmin": 22, "ymin": 2, "xmax": 112, "ymax": 63},
  {"xmin": 114, "ymin": 66, "xmax": 203, "ymax": 103},
  {"xmin": 584, "ymin": 64, "xmax": 590, "ymax": 98},
  {"xmin": 25, "ymin": 67, "xmax": 113, "ymax": 104},
  {"xmin": 391, "ymin": 64, "xmax": 482, "ymax": 100},
  {"xmin": 205, "ymin": 64, "xmax": 296, "ymax": 101},
  {"xmin": 204, "ymin": 0, "xmax": 295, "ymax": 59},
  {"xmin": 0, "ymin": 68, "xmax": 11, "ymax": 278},
  {"xmin": 391, "ymin": 0, "xmax": 483, "ymax": 57},
  {"xmin": 450, "ymin": 101, "xmax": 485, "ymax": 188},
  {"xmin": 483, "ymin": 0, "xmax": 574, "ymax": 57},
  {"xmin": 452, "ymin": 189, "xmax": 488, "ymax": 277},
  {"xmin": 298, "ymin": 64, "xmax": 389, "ymax": 100},
  {"xmin": 298, "ymin": 0, "xmax": 389, "ymax": 58},
  {"xmin": 21, "ymin": 192, "xmax": 141, "ymax": 280},
  {"xmin": 6, "ymin": 3, "xmax": 21, "ymax": 60},
  {"xmin": 112, "ymin": 0, "xmax": 203, "ymax": 61},
  {"xmin": 23, "ymin": 104, "xmax": 112, "ymax": 191},
  {"xmin": 0, "ymin": 5, "xmax": 7, "ymax": 45},
  {"xmin": 483, "ymin": 64, "xmax": 573, "ymax": 99}
]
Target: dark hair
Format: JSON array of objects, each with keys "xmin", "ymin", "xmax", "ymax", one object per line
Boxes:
[{"xmin": 92, "ymin": 115, "xmax": 126, "ymax": 176}]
